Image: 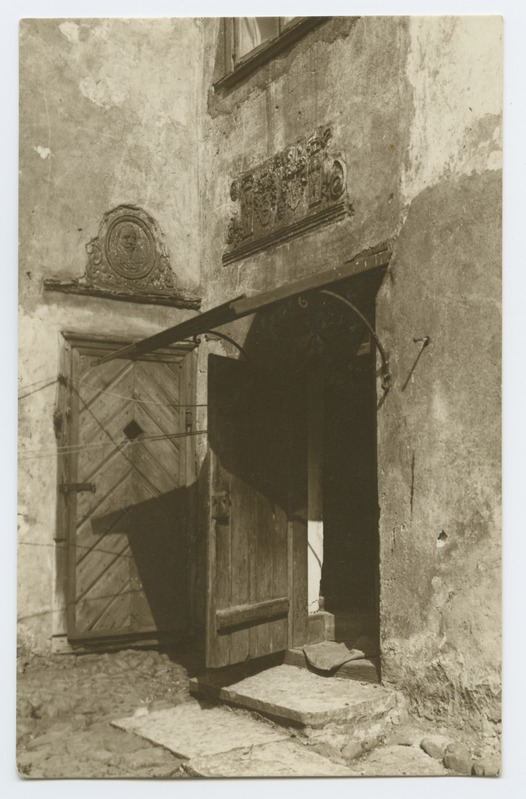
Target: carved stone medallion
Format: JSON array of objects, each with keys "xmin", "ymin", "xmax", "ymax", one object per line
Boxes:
[
  {"xmin": 85, "ymin": 205, "xmax": 177, "ymax": 295},
  {"xmin": 224, "ymin": 127, "xmax": 350, "ymax": 265},
  {"xmin": 105, "ymin": 215, "xmax": 155, "ymax": 280}
]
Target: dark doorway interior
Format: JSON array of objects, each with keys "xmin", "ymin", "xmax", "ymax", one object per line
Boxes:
[
  {"xmin": 319, "ymin": 282, "xmax": 380, "ymax": 658},
  {"xmin": 204, "ymin": 267, "xmax": 384, "ymax": 666}
]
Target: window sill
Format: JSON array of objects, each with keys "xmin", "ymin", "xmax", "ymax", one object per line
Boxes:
[{"xmin": 214, "ymin": 17, "xmax": 330, "ymax": 92}]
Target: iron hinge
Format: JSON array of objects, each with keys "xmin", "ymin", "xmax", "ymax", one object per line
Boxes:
[{"xmin": 59, "ymin": 482, "xmax": 96, "ymax": 496}]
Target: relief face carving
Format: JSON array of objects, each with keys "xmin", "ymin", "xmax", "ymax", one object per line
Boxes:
[
  {"xmin": 106, "ymin": 217, "xmax": 155, "ymax": 280},
  {"xmin": 224, "ymin": 127, "xmax": 349, "ymax": 264},
  {"xmin": 85, "ymin": 205, "xmax": 177, "ymax": 295}
]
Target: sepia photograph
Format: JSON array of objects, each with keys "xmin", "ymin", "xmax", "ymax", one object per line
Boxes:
[{"xmin": 13, "ymin": 3, "xmax": 511, "ymax": 785}]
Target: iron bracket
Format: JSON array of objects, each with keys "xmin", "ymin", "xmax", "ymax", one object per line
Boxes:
[{"xmin": 299, "ymin": 289, "xmax": 392, "ymax": 391}]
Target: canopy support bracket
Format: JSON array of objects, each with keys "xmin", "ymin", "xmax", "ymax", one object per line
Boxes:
[{"xmin": 299, "ymin": 288, "xmax": 392, "ymax": 392}]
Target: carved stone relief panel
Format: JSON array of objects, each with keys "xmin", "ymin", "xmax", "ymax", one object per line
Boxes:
[
  {"xmin": 85, "ymin": 205, "xmax": 176, "ymax": 295},
  {"xmin": 44, "ymin": 205, "xmax": 200, "ymax": 309},
  {"xmin": 223, "ymin": 127, "xmax": 350, "ymax": 265}
]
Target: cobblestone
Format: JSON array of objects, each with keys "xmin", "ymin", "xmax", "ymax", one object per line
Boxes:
[{"xmin": 16, "ymin": 644, "xmax": 196, "ymax": 778}]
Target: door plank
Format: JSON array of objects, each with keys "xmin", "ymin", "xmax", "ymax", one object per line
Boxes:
[
  {"xmin": 216, "ymin": 597, "xmax": 289, "ymax": 631},
  {"xmin": 91, "ymin": 587, "xmax": 132, "ymax": 632},
  {"xmin": 211, "ymin": 520, "xmax": 232, "ymax": 666},
  {"xmin": 77, "ymin": 356, "xmax": 132, "ymax": 393},
  {"xmin": 76, "ymin": 479, "xmax": 133, "ymax": 565},
  {"xmin": 134, "ymin": 362, "xmax": 181, "ymax": 409},
  {"xmin": 75, "ymin": 535, "xmax": 130, "ymax": 600},
  {"xmin": 76, "ymin": 450, "xmax": 133, "ymax": 525},
  {"xmin": 133, "ymin": 400, "xmax": 182, "ymax": 454},
  {"xmin": 289, "ymin": 518, "xmax": 308, "ymax": 647},
  {"xmin": 131, "ymin": 442, "xmax": 174, "ymax": 496},
  {"xmin": 253, "ymin": 491, "xmax": 274, "ymax": 657},
  {"xmin": 77, "ymin": 365, "xmax": 135, "ymax": 414},
  {"xmin": 229, "ymin": 476, "xmax": 251, "ymax": 662},
  {"xmin": 76, "ymin": 551, "xmax": 131, "ymax": 633},
  {"xmin": 270, "ymin": 502, "xmax": 289, "ymax": 653}
]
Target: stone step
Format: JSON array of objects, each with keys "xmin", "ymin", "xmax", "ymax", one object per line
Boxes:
[
  {"xmin": 189, "ymin": 663, "xmax": 404, "ymax": 730},
  {"xmin": 184, "ymin": 740, "xmax": 356, "ymax": 778},
  {"xmin": 284, "ymin": 646, "xmax": 379, "ymax": 683},
  {"xmin": 112, "ymin": 700, "xmax": 291, "ymax": 760},
  {"xmin": 112, "ymin": 699, "xmax": 356, "ymax": 778}
]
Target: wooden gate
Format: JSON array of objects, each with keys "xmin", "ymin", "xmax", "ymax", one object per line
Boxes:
[
  {"xmin": 205, "ymin": 354, "xmax": 295, "ymax": 668},
  {"xmin": 57, "ymin": 334, "xmax": 196, "ymax": 644}
]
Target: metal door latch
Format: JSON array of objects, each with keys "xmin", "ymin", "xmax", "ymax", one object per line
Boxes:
[{"xmin": 59, "ymin": 482, "xmax": 96, "ymax": 496}]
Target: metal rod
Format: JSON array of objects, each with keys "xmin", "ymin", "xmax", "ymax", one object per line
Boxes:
[
  {"xmin": 319, "ymin": 288, "xmax": 391, "ymax": 391},
  {"xmin": 199, "ymin": 330, "xmax": 251, "ymax": 361}
]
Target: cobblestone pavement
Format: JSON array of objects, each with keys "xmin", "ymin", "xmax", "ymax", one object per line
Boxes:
[
  {"xmin": 17, "ymin": 646, "xmax": 499, "ymax": 780},
  {"xmin": 16, "ymin": 645, "xmax": 199, "ymax": 779}
]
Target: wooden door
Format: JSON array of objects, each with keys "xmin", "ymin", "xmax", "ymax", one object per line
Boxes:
[
  {"xmin": 60, "ymin": 336, "xmax": 195, "ymax": 643},
  {"xmin": 206, "ymin": 355, "xmax": 290, "ymax": 668}
]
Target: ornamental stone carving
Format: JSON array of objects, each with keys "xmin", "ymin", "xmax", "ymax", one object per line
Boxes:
[
  {"xmin": 85, "ymin": 205, "xmax": 177, "ymax": 295},
  {"xmin": 223, "ymin": 127, "xmax": 349, "ymax": 264},
  {"xmin": 43, "ymin": 205, "xmax": 200, "ymax": 309}
]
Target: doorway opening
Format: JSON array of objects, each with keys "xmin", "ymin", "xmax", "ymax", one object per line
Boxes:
[
  {"xmin": 321, "ymin": 322, "xmax": 379, "ymax": 662},
  {"xmin": 202, "ymin": 268, "xmax": 383, "ymax": 676}
]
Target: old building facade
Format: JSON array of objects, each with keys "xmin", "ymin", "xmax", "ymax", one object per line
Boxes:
[{"xmin": 19, "ymin": 16, "xmax": 501, "ymax": 748}]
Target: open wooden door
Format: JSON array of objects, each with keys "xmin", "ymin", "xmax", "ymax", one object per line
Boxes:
[{"xmin": 206, "ymin": 354, "xmax": 291, "ymax": 668}]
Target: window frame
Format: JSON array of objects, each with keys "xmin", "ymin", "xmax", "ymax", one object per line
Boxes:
[{"xmin": 216, "ymin": 17, "xmax": 330, "ymax": 90}]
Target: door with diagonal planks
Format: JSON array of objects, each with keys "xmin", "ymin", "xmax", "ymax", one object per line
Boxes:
[{"xmin": 59, "ymin": 335, "xmax": 196, "ymax": 644}]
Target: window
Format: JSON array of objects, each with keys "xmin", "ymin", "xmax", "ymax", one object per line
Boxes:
[
  {"xmin": 218, "ymin": 17, "xmax": 329, "ymax": 89},
  {"xmin": 235, "ymin": 17, "xmax": 296, "ymax": 60}
]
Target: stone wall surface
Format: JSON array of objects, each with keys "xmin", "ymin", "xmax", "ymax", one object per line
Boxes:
[
  {"xmin": 376, "ymin": 17, "xmax": 502, "ymax": 746},
  {"xmin": 18, "ymin": 18, "xmax": 203, "ymax": 651},
  {"xmin": 199, "ymin": 15, "xmax": 502, "ymax": 743}
]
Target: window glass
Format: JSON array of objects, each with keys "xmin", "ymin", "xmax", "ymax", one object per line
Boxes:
[{"xmin": 235, "ymin": 18, "xmax": 280, "ymax": 59}]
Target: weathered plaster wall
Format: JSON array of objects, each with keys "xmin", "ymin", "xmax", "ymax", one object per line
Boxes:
[
  {"xmin": 18, "ymin": 18, "xmax": 203, "ymax": 652},
  {"xmin": 199, "ymin": 15, "xmax": 501, "ymax": 744},
  {"xmin": 200, "ymin": 16, "xmax": 412, "ymax": 309},
  {"xmin": 377, "ymin": 17, "xmax": 502, "ymax": 748}
]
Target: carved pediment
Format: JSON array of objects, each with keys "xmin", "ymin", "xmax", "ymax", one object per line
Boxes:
[
  {"xmin": 84, "ymin": 205, "xmax": 176, "ymax": 295},
  {"xmin": 44, "ymin": 205, "xmax": 200, "ymax": 310}
]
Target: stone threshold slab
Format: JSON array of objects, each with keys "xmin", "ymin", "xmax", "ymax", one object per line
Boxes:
[
  {"xmin": 184, "ymin": 739, "xmax": 356, "ymax": 778},
  {"xmin": 112, "ymin": 700, "xmax": 290, "ymax": 760},
  {"xmin": 190, "ymin": 664, "xmax": 401, "ymax": 729}
]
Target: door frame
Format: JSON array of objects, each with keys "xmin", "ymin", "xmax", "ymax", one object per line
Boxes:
[{"xmin": 53, "ymin": 331, "xmax": 196, "ymax": 648}]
